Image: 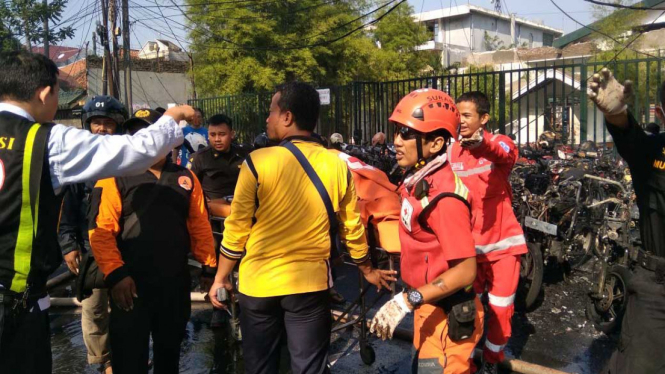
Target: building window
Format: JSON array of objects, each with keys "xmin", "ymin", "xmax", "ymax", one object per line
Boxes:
[
  {"xmin": 543, "ymin": 33, "xmax": 554, "ymax": 47},
  {"xmin": 529, "ymin": 33, "xmax": 534, "ymax": 48}
]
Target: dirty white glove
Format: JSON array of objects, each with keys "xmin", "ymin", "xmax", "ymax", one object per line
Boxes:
[
  {"xmin": 588, "ymin": 68, "xmax": 633, "ymax": 116},
  {"xmin": 459, "ymin": 128, "xmax": 484, "ymax": 149},
  {"xmin": 369, "ymin": 293, "xmax": 412, "ymax": 340}
]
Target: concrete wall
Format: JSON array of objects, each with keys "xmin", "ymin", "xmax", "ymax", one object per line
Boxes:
[
  {"xmin": 444, "ymin": 13, "xmax": 555, "ymax": 54},
  {"xmin": 87, "ymin": 68, "xmax": 192, "ymax": 111}
]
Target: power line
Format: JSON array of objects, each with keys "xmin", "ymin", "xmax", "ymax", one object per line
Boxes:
[
  {"xmin": 549, "ymin": 0, "xmax": 664, "ymax": 60},
  {"xmin": 144, "ymin": 0, "xmax": 407, "ymax": 51},
  {"xmin": 129, "ymin": 24, "xmax": 178, "ymax": 104},
  {"xmin": 584, "ymin": 0, "xmax": 665, "ymax": 11}
]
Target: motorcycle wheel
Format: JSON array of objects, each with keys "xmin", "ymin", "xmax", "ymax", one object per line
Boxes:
[
  {"xmin": 567, "ymin": 231, "xmax": 597, "ymax": 270},
  {"xmin": 517, "ymin": 242, "xmax": 544, "ymax": 311},
  {"xmin": 585, "ymin": 265, "xmax": 630, "ymax": 335}
]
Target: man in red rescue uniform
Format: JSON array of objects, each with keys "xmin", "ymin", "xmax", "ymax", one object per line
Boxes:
[
  {"xmin": 370, "ymin": 89, "xmax": 484, "ymax": 373},
  {"xmin": 448, "ymin": 91, "xmax": 527, "ymax": 374}
]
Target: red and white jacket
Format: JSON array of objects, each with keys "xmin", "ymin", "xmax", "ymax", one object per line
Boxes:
[{"xmin": 448, "ymin": 132, "xmax": 527, "ymax": 263}]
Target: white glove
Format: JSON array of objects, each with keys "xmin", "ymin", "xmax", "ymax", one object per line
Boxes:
[
  {"xmin": 588, "ymin": 68, "xmax": 633, "ymax": 116},
  {"xmin": 369, "ymin": 293, "xmax": 412, "ymax": 340},
  {"xmin": 460, "ymin": 128, "xmax": 484, "ymax": 149}
]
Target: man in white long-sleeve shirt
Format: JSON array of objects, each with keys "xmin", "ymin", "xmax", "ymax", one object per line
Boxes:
[{"xmin": 0, "ymin": 51, "xmax": 192, "ymax": 373}]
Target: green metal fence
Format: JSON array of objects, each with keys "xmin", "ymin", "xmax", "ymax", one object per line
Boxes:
[{"xmin": 189, "ymin": 54, "xmax": 665, "ymax": 147}]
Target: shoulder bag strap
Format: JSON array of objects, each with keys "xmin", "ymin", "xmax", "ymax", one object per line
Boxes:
[{"xmin": 282, "ymin": 141, "xmax": 340, "ymax": 258}]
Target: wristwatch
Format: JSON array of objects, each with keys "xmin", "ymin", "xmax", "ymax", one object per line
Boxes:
[{"xmin": 406, "ymin": 289, "xmax": 424, "ymax": 308}]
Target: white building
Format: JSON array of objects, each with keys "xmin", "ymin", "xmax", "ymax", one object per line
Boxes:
[
  {"xmin": 413, "ymin": 5, "xmax": 563, "ymax": 67},
  {"xmin": 138, "ymin": 39, "xmax": 189, "ymax": 62}
]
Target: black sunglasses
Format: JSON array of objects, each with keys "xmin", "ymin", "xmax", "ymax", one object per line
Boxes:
[{"xmin": 393, "ymin": 124, "xmax": 421, "ymax": 140}]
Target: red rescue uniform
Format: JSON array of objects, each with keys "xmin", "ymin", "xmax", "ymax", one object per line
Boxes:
[
  {"xmin": 399, "ymin": 161, "xmax": 484, "ymax": 373},
  {"xmin": 448, "ymin": 131, "xmax": 527, "ymax": 364}
]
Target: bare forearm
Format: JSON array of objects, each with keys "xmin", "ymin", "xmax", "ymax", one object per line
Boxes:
[
  {"xmin": 417, "ymin": 257, "xmax": 476, "ymax": 304},
  {"xmin": 214, "ymin": 256, "xmax": 237, "ymax": 282}
]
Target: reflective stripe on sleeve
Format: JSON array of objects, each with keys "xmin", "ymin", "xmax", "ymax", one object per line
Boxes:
[
  {"xmin": 10, "ymin": 124, "xmax": 41, "ymax": 293},
  {"xmin": 485, "ymin": 339, "xmax": 506, "ymax": 353},
  {"xmin": 475, "ymin": 234, "xmax": 526, "ymax": 255},
  {"xmin": 455, "ymin": 163, "xmax": 494, "ymax": 177},
  {"xmin": 488, "ymin": 293, "xmax": 516, "ymax": 307}
]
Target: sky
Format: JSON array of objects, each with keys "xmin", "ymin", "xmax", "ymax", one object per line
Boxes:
[{"xmin": 54, "ymin": 0, "xmax": 597, "ymax": 52}]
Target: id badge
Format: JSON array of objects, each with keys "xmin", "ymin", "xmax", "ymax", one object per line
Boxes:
[{"xmin": 401, "ymin": 198, "xmax": 414, "ymax": 232}]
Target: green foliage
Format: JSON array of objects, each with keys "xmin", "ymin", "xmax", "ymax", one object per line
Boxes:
[
  {"xmin": 0, "ymin": 0, "xmax": 75, "ymax": 51},
  {"xmin": 188, "ymin": 0, "xmax": 436, "ymax": 95},
  {"xmin": 483, "ymin": 31, "xmax": 505, "ymax": 51}
]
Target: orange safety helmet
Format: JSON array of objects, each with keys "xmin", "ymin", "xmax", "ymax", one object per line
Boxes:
[{"xmin": 389, "ymin": 88, "xmax": 460, "ymax": 140}]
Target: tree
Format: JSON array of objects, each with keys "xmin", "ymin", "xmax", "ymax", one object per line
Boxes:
[
  {"xmin": 0, "ymin": 0, "xmax": 74, "ymax": 52},
  {"xmin": 369, "ymin": 1, "xmax": 440, "ymax": 79},
  {"xmin": 188, "ymin": 0, "xmax": 436, "ymax": 96}
]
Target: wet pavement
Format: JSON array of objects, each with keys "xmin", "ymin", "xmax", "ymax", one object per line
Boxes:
[{"xmin": 50, "ymin": 260, "xmax": 618, "ymax": 373}]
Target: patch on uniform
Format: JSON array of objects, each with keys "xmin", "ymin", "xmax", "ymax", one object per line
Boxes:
[
  {"xmin": 135, "ymin": 109, "xmax": 151, "ymax": 118},
  {"xmin": 0, "ymin": 159, "xmax": 4, "ymax": 191},
  {"xmin": 451, "ymin": 162, "xmax": 464, "ymax": 171},
  {"xmin": 499, "ymin": 141, "xmax": 510, "ymax": 153},
  {"xmin": 178, "ymin": 176, "xmax": 192, "ymax": 191},
  {"xmin": 401, "ymin": 198, "xmax": 414, "ymax": 232}
]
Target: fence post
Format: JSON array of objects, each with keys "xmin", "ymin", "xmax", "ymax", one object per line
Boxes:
[
  {"xmin": 580, "ymin": 64, "xmax": 588, "ymax": 143},
  {"xmin": 499, "ymin": 73, "xmax": 506, "ymax": 135}
]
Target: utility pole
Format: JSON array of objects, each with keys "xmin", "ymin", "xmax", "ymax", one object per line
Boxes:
[
  {"xmin": 188, "ymin": 53, "xmax": 196, "ymax": 100},
  {"xmin": 99, "ymin": 0, "xmax": 112, "ymax": 96},
  {"xmin": 92, "ymin": 32, "xmax": 97, "ymax": 55},
  {"xmin": 43, "ymin": 0, "xmax": 49, "ymax": 57},
  {"xmin": 122, "ymin": 0, "xmax": 132, "ymax": 110},
  {"xmin": 109, "ymin": 0, "xmax": 120, "ymax": 99}
]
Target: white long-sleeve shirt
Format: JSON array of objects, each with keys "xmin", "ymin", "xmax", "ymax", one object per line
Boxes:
[{"xmin": 0, "ymin": 103, "xmax": 184, "ymax": 192}]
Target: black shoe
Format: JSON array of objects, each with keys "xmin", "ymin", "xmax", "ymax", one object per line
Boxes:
[{"xmin": 210, "ymin": 308, "xmax": 227, "ymax": 328}]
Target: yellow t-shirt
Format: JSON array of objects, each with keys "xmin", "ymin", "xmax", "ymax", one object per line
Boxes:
[{"xmin": 221, "ymin": 139, "xmax": 369, "ymax": 297}]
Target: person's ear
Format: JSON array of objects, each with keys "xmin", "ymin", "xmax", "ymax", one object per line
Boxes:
[
  {"xmin": 282, "ymin": 110, "xmax": 294, "ymax": 128},
  {"xmin": 427, "ymin": 136, "xmax": 446, "ymax": 154},
  {"xmin": 480, "ymin": 113, "xmax": 490, "ymax": 127},
  {"xmin": 37, "ymin": 86, "xmax": 52, "ymax": 105},
  {"xmin": 231, "ymin": 130, "xmax": 236, "ymax": 140}
]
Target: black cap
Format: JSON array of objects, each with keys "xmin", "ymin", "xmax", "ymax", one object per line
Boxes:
[{"xmin": 123, "ymin": 109, "xmax": 163, "ymax": 135}]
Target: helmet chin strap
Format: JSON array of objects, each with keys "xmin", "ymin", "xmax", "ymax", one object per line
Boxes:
[{"xmin": 414, "ymin": 134, "xmax": 427, "ymax": 169}]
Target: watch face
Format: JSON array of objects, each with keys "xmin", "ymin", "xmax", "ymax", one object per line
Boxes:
[{"xmin": 408, "ymin": 290, "xmax": 423, "ymax": 306}]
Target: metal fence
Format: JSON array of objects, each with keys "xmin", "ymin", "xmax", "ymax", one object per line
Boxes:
[{"xmin": 190, "ymin": 54, "xmax": 665, "ymax": 147}]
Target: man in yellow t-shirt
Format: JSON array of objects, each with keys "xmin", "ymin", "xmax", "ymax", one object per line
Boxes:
[{"xmin": 209, "ymin": 82, "xmax": 395, "ymax": 374}]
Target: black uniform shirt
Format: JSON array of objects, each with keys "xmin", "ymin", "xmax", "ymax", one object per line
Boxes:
[
  {"xmin": 607, "ymin": 114, "xmax": 665, "ymax": 257},
  {"xmin": 190, "ymin": 144, "xmax": 247, "ymax": 200}
]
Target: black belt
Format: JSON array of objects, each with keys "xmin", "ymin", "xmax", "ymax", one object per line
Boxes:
[
  {"xmin": 0, "ymin": 290, "xmax": 46, "ymax": 310},
  {"xmin": 636, "ymin": 249, "xmax": 665, "ymax": 272}
]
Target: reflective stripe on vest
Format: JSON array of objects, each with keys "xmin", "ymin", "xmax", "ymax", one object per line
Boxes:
[
  {"xmin": 453, "ymin": 174, "xmax": 469, "ymax": 200},
  {"xmin": 475, "ymin": 234, "xmax": 525, "ymax": 255},
  {"xmin": 10, "ymin": 123, "xmax": 41, "ymax": 293},
  {"xmin": 455, "ymin": 163, "xmax": 494, "ymax": 177}
]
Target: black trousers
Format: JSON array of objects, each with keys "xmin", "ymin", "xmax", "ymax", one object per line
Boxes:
[
  {"xmin": 238, "ymin": 290, "xmax": 331, "ymax": 374},
  {"xmin": 603, "ymin": 266, "xmax": 665, "ymax": 374},
  {"xmin": 0, "ymin": 299, "xmax": 51, "ymax": 374},
  {"xmin": 109, "ymin": 274, "xmax": 191, "ymax": 374}
]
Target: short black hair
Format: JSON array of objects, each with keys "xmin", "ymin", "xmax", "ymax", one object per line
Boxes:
[
  {"xmin": 193, "ymin": 107, "xmax": 205, "ymax": 118},
  {"xmin": 275, "ymin": 82, "xmax": 320, "ymax": 132},
  {"xmin": 0, "ymin": 51, "xmax": 59, "ymax": 102},
  {"xmin": 208, "ymin": 114, "xmax": 233, "ymax": 130},
  {"xmin": 456, "ymin": 91, "xmax": 490, "ymax": 116}
]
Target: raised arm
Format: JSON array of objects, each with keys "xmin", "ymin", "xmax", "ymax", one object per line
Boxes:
[{"xmin": 48, "ymin": 106, "xmax": 194, "ymax": 191}]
